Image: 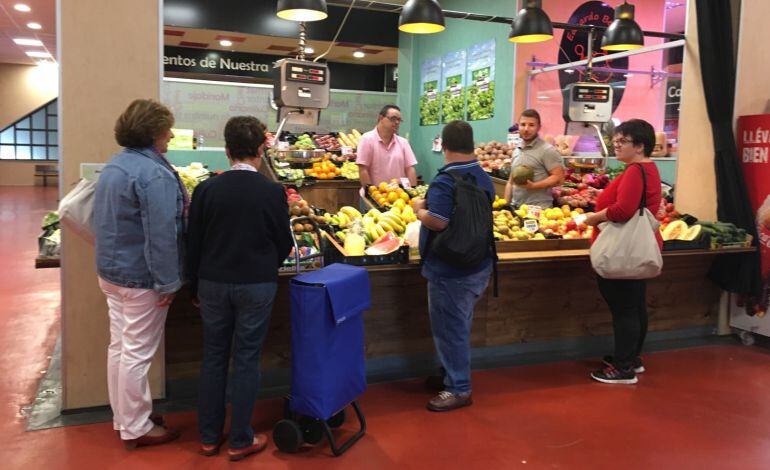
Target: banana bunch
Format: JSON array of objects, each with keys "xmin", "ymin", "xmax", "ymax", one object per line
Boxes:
[
  {"xmin": 324, "ymin": 206, "xmax": 362, "ymax": 229},
  {"xmin": 338, "ymin": 129, "xmax": 362, "ymax": 148}
]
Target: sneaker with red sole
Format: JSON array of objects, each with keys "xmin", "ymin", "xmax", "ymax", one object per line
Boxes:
[
  {"xmin": 591, "ymin": 365, "xmax": 638, "ymax": 384},
  {"xmin": 227, "ymin": 434, "xmax": 268, "ymax": 461},
  {"xmin": 200, "ymin": 436, "xmax": 226, "ymax": 456}
]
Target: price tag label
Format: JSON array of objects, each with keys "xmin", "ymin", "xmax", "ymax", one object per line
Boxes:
[
  {"xmin": 341, "ymin": 146, "xmax": 353, "ymax": 155},
  {"xmin": 432, "ymin": 136, "xmax": 443, "ymax": 153},
  {"xmin": 527, "ymin": 205, "xmax": 543, "ymax": 220},
  {"xmin": 523, "ymin": 219, "xmax": 539, "ymax": 233},
  {"xmin": 277, "ymin": 140, "xmax": 289, "ymax": 151},
  {"xmin": 400, "ymin": 178, "xmax": 412, "ymax": 189}
]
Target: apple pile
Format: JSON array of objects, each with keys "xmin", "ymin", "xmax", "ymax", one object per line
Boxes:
[
  {"xmin": 552, "ymin": 170, "xmax": 611, "ymax": 209},
  {"xmin": 656, "ymin": 200, "xmax": 682, "ymax": 226}
]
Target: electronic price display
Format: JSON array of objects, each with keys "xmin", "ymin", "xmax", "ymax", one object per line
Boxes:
[
  {"xmin": 563, "ymin": 82, "xmax": 614, "ymax": 123},
  {"xmin": 272, "ymin": 59, "xmax": 330, "ymax": 110}
]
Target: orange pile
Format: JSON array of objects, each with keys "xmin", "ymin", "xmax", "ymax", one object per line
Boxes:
[
  {"xmin": 305, "ymin": 161, "xmax": 341, "ymax": 179},
  {"xmin": 368, "ymin": 182, "xmax": 411, "ymax": 208}
]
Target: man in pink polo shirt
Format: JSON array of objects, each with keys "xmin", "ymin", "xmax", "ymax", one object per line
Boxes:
[{"xmin": 357, "ymin": 105, "xmax": 418, "ymax": 187}]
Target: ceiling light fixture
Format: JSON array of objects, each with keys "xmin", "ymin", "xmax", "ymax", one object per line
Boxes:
[
  {"xmin": 398, "ymin": 0, "xmax": 446, "ymax": 34},
  {"xmin": 276, "ymin": 0, "xmax": 328, "ymax": 22},
  {"xmin": 219, "ymin": 39, "xmax": 233, "ymax": 47},
  {"xmin": 13, "ymin": 4, "xmax": 31, "ymax": 12},
  {"xmin": 601, "ymin": 2, "xmax": 644, "ymax": 51},
  {"xmin": 509, "ymin": 0, "xmax": 553, "ymax": 44},
  {"xmin": 26, "ymin": 22, "xmax": 42, "ymax": 30},
  {"xmin": 25, "ymin": 51, "xmax": 51, "ymax": 58},
  {"xmin": 353, "ymin": 50, "xmax": 365, "ymax": 58},
  {"xmin": 13, "ymin": 38, "xmax": 43, "ymax": 46}
]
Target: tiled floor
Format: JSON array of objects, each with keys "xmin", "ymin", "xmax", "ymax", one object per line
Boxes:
[{"xmin": 3, "ymin": 186, "xmax": 770, "ymax": 469}]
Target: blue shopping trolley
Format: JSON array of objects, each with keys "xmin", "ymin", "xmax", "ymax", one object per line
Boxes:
[{"xmin": 273, "ymin": 263, "xmax": 370, "ymax": 456}]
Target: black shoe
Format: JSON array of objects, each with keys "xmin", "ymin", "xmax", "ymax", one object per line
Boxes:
[
  {"xmin": 591, "ymin": 365, "xmax": 638, "ymax": 384},
  {"xmin": 602, "ymin": 355, "xmax": 645, "ymax": 374}
]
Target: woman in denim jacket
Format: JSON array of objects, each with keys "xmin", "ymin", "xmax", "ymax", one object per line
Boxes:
[{"xmin": 93, "ymin": 99, "xmax": 187, "ymax": 449}]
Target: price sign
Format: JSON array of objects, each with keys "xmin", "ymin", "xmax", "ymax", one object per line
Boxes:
[
  {"xmin": 523, "ymin": 219, "xmax": 539, "ymax": 233},
  {"xmin": 400, "ymin": 178, "xmax": 412, "ymax": 189},
  {"xmin": 277, "ymin": 140, "xmax": 290, "ymax": 151},
  {"xmin": 341, "ymin": 146, "xmax": 353, "ymax": 155}
]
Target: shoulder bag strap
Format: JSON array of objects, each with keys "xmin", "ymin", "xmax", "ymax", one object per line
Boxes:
[{"xmin": 635, "ymin": 163, "xmax": 648, "ymax": 216}]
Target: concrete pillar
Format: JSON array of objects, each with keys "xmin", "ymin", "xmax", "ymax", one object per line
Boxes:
[{"xmin": 58, "ymin": 0, "xmax": 163, "ymax": 409}]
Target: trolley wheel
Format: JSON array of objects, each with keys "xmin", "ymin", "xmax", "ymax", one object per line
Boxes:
[
  {"xmin": 299, "ymin": 416, "xmax": 324, "ymax": 445},
  {"xmin": 327, "ymin": 409, "xmax": 346, "ymax": 429},
  {"xmin": 273, "ymin": 419, "xmax": 303, "ymax": 453}
]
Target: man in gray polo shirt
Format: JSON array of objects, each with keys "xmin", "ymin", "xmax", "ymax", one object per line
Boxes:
[{"xmin": 504, "ymin": 109, "xmax": 565, "ymax": 208}]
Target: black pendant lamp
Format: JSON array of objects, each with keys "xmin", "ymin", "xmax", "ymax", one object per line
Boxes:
[
  {"xmin": 399, "ymin": 0, "xmax": 446, "ymax": 34},
  {"xmin": 508, "ymin": 0, "xmax": 553, "ymax": 44},
  {"xmin": 601, "ymin": 1, "xmax": 644, "ymax": 51},
  {"xmin": 276, "ymin": 0, "xmax": 328, "ymax": 22}
]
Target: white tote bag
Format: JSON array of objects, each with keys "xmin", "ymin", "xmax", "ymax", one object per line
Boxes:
[
  {"xmin": 590, "ymin": 165, "xmax": 663, "ymax": 279},
  {"xmin": 58, "ymin": 178, "xmax": 97, "ymax": 244}
]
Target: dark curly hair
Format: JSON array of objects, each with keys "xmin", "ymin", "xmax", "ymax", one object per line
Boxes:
[
  {"xmin": 224, "ymin": 116, "xmax": 267, "ymax": 160},
  {"xmin": 114, "ymin": 99, "xmax": 174, "ymax": 148}
]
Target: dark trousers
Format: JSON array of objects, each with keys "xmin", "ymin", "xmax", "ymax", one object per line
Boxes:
[
  {"xmin": 596, "ymin": 276, "xmax": 648, "ymax": 370},
  {"xmin": 197, "ymin": 280, "xmax": 277, "ymax": 449}
]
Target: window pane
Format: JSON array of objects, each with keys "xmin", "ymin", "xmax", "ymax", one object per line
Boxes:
[
  {"xmin": 33, "ymin": 131, "xmax": 46, "ymax": 145},
  {"xmin": 47, "ymin": 103, "xmax": 57, "ymax": 115},
  {"xmin": 32, "ymin": 146, "xmax": 47, "ymax": 160},
  {"xmin": 16, "ymin": 130, "xmax": 30, "ymax": 144},
  {"xmin": 0, "ymin": 128, "xmax": 13, "ymax": 144},
  {"xmin": 16, "ymin": 117, "xmax": 30, "ymax": 129},
  {"xmin": 16, "ymin": 146, "xmax": 31, "ymax": 159},
  {"xmin": 47, "ymin": 146, "xmax": 58, "ymax": 160},
  {"xmin": 48, "ymin": 131, "xmax": 58, "ymax": 145},
  {"xmin": 32, "ymin": 110, "xmax": 46, "ymax": 129},
  {"xmin": 47, "ymin": 116, "xmax": 58, "ymax": 129},
  {"xmin": 0, "ymin": 145, "xmax": 15, "ymax": 159}
]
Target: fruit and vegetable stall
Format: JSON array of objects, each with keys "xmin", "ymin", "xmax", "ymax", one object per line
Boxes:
[{"xmin": 162, "ymin": 159, "xmax": 755, "ymax": 386}]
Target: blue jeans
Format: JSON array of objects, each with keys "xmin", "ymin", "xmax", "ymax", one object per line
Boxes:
[
  {"xmin": 197, "ymin": 280, "xmax": 277, "ymax": 449},
  {"xmin": 427, "ymin": 265, "xmax": 492, "ymax": 395}
]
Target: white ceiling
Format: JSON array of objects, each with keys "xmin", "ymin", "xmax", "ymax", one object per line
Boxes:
[{"xmin": 0, "ymin": 0, "xmax": 56, "ymax": 65}]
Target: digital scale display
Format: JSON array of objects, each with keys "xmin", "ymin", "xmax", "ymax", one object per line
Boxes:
[
  {"xmin": 571, "ymin": 85, "xmax": 611, "ymax": 103},
  {"xmin": 286, "ymin": 64, "xmax": 327, "ymax": 85}
]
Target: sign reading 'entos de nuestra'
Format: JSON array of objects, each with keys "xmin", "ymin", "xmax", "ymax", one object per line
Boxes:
[{"xmin": 163, "ymin": 46, "xmax": 278, "ymax": 78}]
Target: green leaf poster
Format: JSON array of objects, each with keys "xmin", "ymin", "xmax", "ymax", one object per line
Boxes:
[
  {"xmin": 466, "ymin": 40, "xmax": 496, "ymax": 121},
  {"xmin": 419, "ymin": 57, "xmax": 441, "ymax": 126},
  {"xmin": 441, "ymin": 50, "xmax": 467, "ymax": 123}
]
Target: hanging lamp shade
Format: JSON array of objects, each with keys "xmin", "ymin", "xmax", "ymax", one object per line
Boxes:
[
  {"xmin": 601, "ymin": 2, "xmax": 644, "ymax": 51},
  {"xmin": 398, "ymin": 0, "xmax": 446, "ymax": 34},
  {"xmin": 276, "ymin": 0, "xmax": 328, "ymax": 22},
  {"xmin": 508, "ymin": 0, "xmax": 553, "ymax": 44}
]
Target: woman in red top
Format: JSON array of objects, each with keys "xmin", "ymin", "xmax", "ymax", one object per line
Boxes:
[{"xmin": 585, "ymin": 119, "xmax": 662, "ymax": 385}]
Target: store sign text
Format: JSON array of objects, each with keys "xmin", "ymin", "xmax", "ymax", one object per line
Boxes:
[
  {"xmin": 742, "ymin": 128, "xmax": 770, "ymax": 163},
  {"xmin": 163, "ymin": 54, "xmax": 270, "ymax": 72}
]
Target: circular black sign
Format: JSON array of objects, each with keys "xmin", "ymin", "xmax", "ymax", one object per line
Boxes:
[{"xmin": 558, "ymin": 1, "xmax": 629, "ymax": 111}]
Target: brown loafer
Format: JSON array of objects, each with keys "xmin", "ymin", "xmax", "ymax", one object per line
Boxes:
[
  {"xmin": 227, "ymin": 434, "xmax": 268, "ymax": 461},
  {"xmin": 123, "ymin": 427, "xmax": 181, "ymax": 450},
  {"xmin": 426, "ymin": 391, "xmax": 473, "ymax": 412},
  {"xmin": 200, "ymin": 436, "xmax": 226, "ymax": 456}
]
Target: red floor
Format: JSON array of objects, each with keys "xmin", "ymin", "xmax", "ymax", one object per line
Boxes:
[{"xmin": 2, "ymin": 186, "xmax": 770, "ymax": 469}]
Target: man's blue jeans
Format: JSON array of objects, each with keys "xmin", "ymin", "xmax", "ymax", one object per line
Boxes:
[
  {"xmin": 427, "ymin": 265, "xmax": 492, "ymax": 395},
  {"xmin": 197, "ymin": 280, "xmax": 277, "ymax": 449}
]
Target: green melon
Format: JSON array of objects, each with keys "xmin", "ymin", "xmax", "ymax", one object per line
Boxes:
[{"xmin": 512, "ymin": 165, "xmax": 535, "ymax": 185}]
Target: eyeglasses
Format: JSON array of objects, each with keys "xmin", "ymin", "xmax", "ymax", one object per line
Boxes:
[
  {"xmin": 612, "ymin": 137, "xmax": 632, "ymax": 147},
  {"xmin": 385, "ymin": 116, "xmax": 402, "ymax": 124}
]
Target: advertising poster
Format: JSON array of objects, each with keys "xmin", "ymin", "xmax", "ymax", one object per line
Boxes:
[
  {"xmin": 466, "ymin": 40, "xmax": 496, "ymax": 121},
  {"xmin": 441, "ymin": 50, "xmax": 467, "ymax": 123},
  {"xmin": 731, "ymin": 114, "xmax": 770, "ymax": 335},
  {"xmin": 419, "ymin": 57, "xmax": 441, "ymax": 126}
]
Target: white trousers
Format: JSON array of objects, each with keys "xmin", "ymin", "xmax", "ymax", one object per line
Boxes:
[{"xmin": 98, "ymin": 277, "xmax": 168, "ymax": 440}]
